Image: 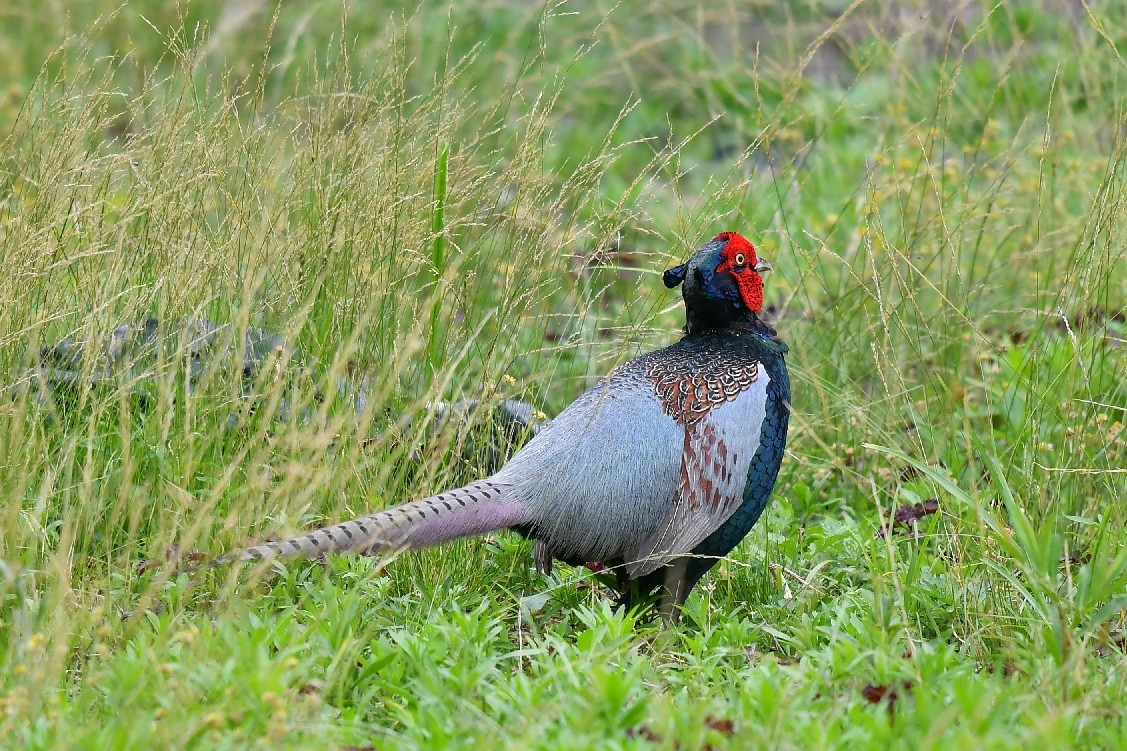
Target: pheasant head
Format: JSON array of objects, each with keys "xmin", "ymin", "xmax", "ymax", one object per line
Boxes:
[{"xmin": 663, "ymin": 232, "xmax": 773, "ymax": 334}]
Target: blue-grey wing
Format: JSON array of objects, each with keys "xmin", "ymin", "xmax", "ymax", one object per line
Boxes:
[{"xmin": 495, "ymin": 368, "xmax": 683, "ymax": 564}]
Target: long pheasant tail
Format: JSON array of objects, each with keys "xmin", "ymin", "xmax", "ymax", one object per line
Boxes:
[{"xmin": 214, "ymin": 480, "xmax": 526, "ymax": 566}]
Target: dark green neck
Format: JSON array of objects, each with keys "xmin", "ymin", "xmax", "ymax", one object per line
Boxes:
[
  {"xmin": 684, "ymin": 305, "xmax": 782, "ymax": 343},
  {"xmin": 683, "ymin": 297, "xmax": 748, "ymax": 335}
]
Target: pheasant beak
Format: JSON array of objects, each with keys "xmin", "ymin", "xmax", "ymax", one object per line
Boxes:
[{"xmin": 754, "ymin": 258, "xmax": 773, "ymax": 274}]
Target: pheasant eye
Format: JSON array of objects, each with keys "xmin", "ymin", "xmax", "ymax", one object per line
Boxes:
[{"xmin": 733, "ymin": 253, "xmax": 745, "ymax": 266}]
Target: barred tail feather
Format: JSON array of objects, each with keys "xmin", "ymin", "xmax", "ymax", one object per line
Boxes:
[{"xmin": 216, "ymin": 480, "xmax": 525, "ymax": 565}]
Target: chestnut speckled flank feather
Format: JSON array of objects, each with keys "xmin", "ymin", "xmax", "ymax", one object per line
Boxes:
[{"xmin": 643, "ymin": 351, "xmax": 759, "ymax": 427}]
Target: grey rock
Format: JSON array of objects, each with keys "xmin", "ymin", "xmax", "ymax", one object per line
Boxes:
[{"xmin": 9, "ymin": 319, "xmax": 546, "ymax": 468}]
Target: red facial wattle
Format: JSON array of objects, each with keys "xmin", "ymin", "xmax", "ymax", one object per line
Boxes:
[{"xmin": 713, "ymin": 232, "xmax": 765, "ymax": 313}]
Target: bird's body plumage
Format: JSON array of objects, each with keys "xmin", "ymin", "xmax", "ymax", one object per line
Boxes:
[
  {"xmin": 508, "ymin": 325, "xmax": 788, "ymax": 578},
  {"xmin": 220, "ymin": 231, "xmax": 790, "ymax": 618}
]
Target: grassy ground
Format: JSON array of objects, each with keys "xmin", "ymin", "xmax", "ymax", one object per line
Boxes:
[{"xmin": 1, "ymin": 1, "xmax": 1125, "ymax": 748}]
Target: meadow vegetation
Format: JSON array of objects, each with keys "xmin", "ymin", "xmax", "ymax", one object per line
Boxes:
[{"xmin": 0, "ymin": 0, "xmax": 1124, "ymax": 748}]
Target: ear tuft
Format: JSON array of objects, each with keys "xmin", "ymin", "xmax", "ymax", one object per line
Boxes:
[{"xmin": 663, "ymin": 263, "xmax": 688, "ymax": 288}]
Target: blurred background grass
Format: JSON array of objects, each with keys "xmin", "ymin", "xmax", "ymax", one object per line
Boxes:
[{"xmin": 0, "ymin": 1, "xmax": 1124, "ymax": 748}]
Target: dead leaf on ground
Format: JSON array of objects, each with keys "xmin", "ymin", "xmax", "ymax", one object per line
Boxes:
[
  {"xmin": 625, "ymin": 715, "xmax": 734, "ymax": 749},
  {"xmin": 877, "ymin": 498, "xmax": 939, "ymax": 538},
  {"xmin": 705, "ymin": 716, "xmax": 736, "ymax": 734},
  {"xmin": 625, "ymin": 725, "xmax": 663, "ymax": 742},
  {"xmin": 861, "ymin": 680, "xmax": 914, "ymax": 715}
]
